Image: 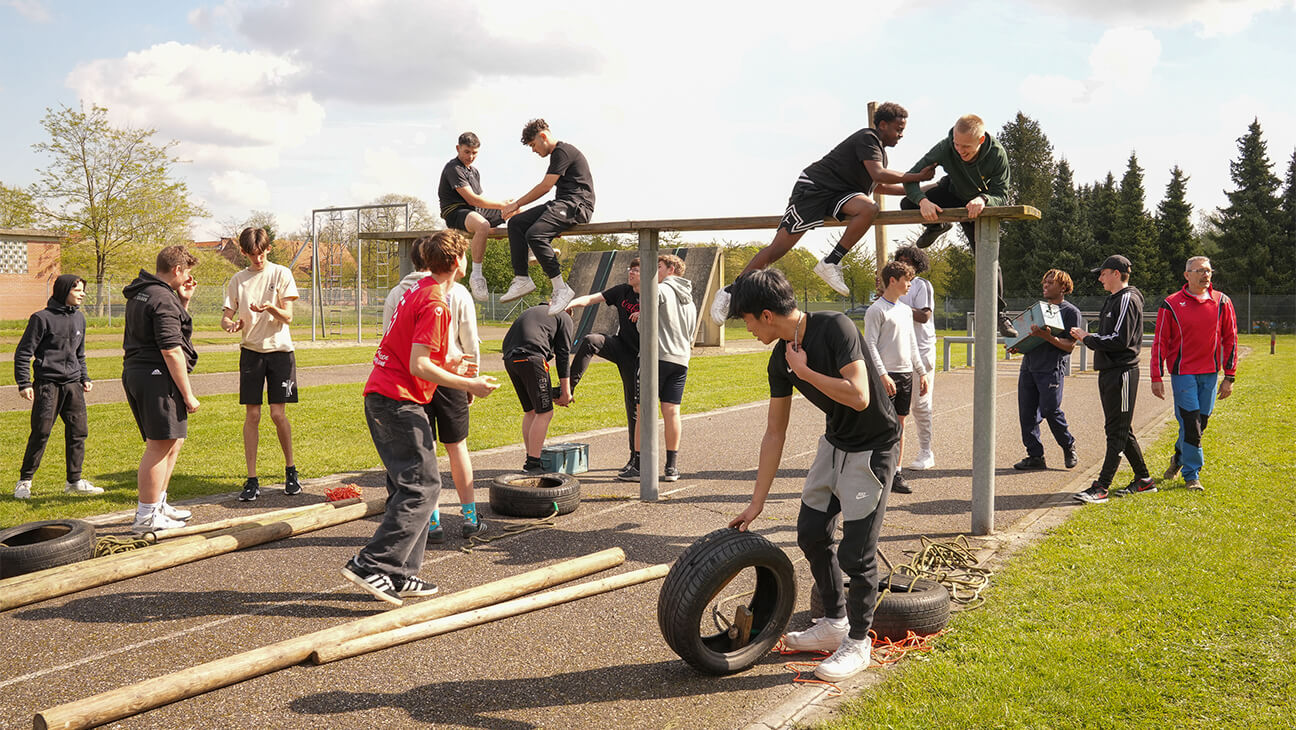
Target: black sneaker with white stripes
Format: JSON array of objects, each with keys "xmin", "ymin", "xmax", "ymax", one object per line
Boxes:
[
  {"xmin": 1073, "ymin": 482, "xmax": 1109, "ymax": 504},
  {"xmin": 342, "ymin": 557, "xmax": 403, "ymax": 606},
  {"xmin": 395, "ymin": 575, "xmax": 439, "ymax": 598}
]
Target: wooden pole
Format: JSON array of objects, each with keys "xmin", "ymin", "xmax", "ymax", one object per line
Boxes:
[
  {"xmin": 149, "ymin": 498, "xmax": 363, "ymax": 540},
  {"xmin": 34, "ymin": 548, "xmax": 625, "ymax": 730},
  {"xmin": 312, "ymin": 563, "xmax": 669, "ymax": 664},
  {"xmin": 1, "ymin": 497, "xmax": 385, "ymax": 613}
]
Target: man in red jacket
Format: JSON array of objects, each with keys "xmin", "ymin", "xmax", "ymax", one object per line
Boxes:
[{"xmin": 1149, "ymin": 256, "xmax": 1238, "ymax": 492}]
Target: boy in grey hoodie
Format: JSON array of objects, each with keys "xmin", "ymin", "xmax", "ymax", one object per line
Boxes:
[
  {"xmin": 14, "ymin": 274, "xmax": 101, "ymax": 499},
  {"xmin": 619, "ymin": 254, "xmax": 698, "ymax": 482}
]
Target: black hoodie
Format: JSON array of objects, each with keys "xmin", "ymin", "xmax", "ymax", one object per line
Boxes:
[
  {"xmin": 122, "ymin": 270, "xmax": 198, "ymax": 372},
  {"xmin": 14, "ymin": 274, "xmax": 90, "ymax": 389}
]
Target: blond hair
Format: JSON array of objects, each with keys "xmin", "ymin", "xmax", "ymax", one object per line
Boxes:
[{"xmin": 954, "ymin": 114, "xmax": 985, "ymax": 137}]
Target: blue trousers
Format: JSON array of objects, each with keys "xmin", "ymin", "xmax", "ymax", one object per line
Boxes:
[
  {"xmin": 1171, "ymin": 373, "xmax": 1218, "ymax": 481},
  {"xmin": 1018, "ymin": 368, "xmax": 1074, "ymax": 458}
]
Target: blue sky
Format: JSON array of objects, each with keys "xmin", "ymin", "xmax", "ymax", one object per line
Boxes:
[{"xmin": 2, "ymin": 0, "xmax": 1293, "ymax": 255}]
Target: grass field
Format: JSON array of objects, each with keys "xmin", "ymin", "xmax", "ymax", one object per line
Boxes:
[
  {"xmin": 0, "ymin": 351, "xmax": 773, "ymax": 527},
  {"xmin": 824, "ymin": 335, "xmax": 1295, "ymax": 729}
]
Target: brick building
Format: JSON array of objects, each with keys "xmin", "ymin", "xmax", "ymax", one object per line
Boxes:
[{"xmin": 0, "ymin": 228, "xmax": 62, "ymax": 321}]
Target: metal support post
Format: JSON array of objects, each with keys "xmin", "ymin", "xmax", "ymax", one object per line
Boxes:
[
  {"xmin": 971, "ymin": 216, "xmax": 999, "ymax": 536},
  {"xmin": 310, "ymin": 216, "xmax": 319, "ymax": 341},
  {"xmin": 638, "ymin": 228, "xmax": 660, "ymax": 502}
]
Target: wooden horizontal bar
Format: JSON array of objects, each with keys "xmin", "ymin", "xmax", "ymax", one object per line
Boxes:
[{"xmin": 357, "ymin": 205, "xmax": 1041, "ymax": 241}]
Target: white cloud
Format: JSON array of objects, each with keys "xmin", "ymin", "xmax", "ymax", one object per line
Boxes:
[
  {"xmin": 1025, "ymin": 0, "xmax": 1294, "ymax": 36},
  {"xmin": 348, "ymin": 145, "xmax": 429, "ymax": 203},
  {"xmin": 208, "ymin": 170, "xmax": 271, "ymax": 208},
  {"xmin": 1019, "ymin": 27, "xmax": 1160, "ymax": 106},
  {"xmin": 2, "ymin": 0, "xmax": 51, "ymax": 23}
]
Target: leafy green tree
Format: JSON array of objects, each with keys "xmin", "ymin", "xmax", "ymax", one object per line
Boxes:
[
  {"xmin": 1, "ymin": 181, "xmax": 40, "ymax": 228},
  {"xmin": 1155, "ymin": 166, "xmax": 1195, "ymax": 290},
  {"xmin": 1275, "ymin": 149, "xmax": 1296, "ymax": 292},
  {"xmin": 30, "ymin": 104, "xmax": 206, "ymax": 316},
  {"xmin": 996, "ymin": 112, "xmax": 1056, "ymax": 294},
  {"xmin": 838, "ymin": 240, "xmax": 878, "ymax": 307},
  {"xmin": 1211, "ymin": 119, "xmax": 1284, "ymax": 295},
  {"xmin": 1030, "ymin": 160, "xmax": 1092, "ymax": 291},
  {"xmin": 1112, "ymin": 153, "xmax": 1165, "ymax": 297}
]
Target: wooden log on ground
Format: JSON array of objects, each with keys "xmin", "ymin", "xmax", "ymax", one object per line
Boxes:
[
  {"xmin": 0, "ymin": 497, "xmax": 385, "ymax": 613},
  {"xmin": 149, "ymin": 498, "xmax": 362, "ymax": 540},
  {"xmin": 312, "ymin": 563, "xmax": 670, "ymax": 664},
  {"xmin": 34, "ymin": 548, "xmax": 625, "ymax": 730}
]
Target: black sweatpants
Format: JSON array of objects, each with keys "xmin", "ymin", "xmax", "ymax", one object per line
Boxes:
[
  {"xmin": 570, "ymin": 333, "xmax": 638, "ymax": 453},
  {"xmin": 506, "ymin": 199, "xmax": 590, "ymax": 279},
  {"xmin": 1096, "ymin": 365, "xmax": 1148, "ymax": 487},
  {"xmin": 900, "ymin": 177, "xmax": 1006, "ymax": 313},
  {"xmin": 798, "ymin": 445, "xmax": 896, "ymax": 641},
  {"xmin": 20, "ymin": 381, "xmax": 88, "ymax": 482}
]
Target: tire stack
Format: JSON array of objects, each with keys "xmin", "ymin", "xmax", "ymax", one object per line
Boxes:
[{"xmin": 488, "ymin": 473, "xmax": 582, "ymax": 518}]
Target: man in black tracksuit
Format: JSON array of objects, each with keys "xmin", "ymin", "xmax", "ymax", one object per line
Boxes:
[
  {"xmin": 1070, "ymin": 255, "xmax": 1154, "ymax": 503},
  {"xmin": 14, "ymin": 274, "xmax": 101, "ymax": 499}
]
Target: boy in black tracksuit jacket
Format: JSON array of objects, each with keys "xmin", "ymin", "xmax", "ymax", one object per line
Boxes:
[
  {"xmin": 14, "ymin": 274, "xmax": 100, "ymax": 499},
  {"xmin": 1071, "ymin": 255, "xmax": 1153, "ymax": 503}
]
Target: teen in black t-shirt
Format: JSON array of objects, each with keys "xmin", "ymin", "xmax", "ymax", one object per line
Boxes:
[
  {"xmin": 725, "ymin": 268, "xmax": 899, "ymax": 684},
  {"xmin": 709, "ymin": 102, "xmax": 935, "ymax": 325},
  {"xmin": 498, "ymin": 119, "xmax": 596, "ymax": 316},
  {"xmin": 436, "ymin": 133, "xmax": 511, "ymax": 301}
]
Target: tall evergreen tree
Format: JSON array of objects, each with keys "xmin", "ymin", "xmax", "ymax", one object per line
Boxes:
[
  {"xmin": 1276, "ymin": 149, "xmax": 1296, "ymax": 292},
  {"xmin": 1031, "ymin": 160, "xmax": 1092, "ymax": 291},
  {"xmin": 1155, "ymin": 166, "xmax": 1195, "ymax": 294},
  {"xmin": 995, "ymin": 112, "xmax": 1055, "ymax": 296},
  {"xmin": 1113, "ymin": 152, "xmax": 1165, "ymax": 299},
  {"xmin": 1212, "ymin": 119, "xmax": 1283, "ymax": 294}
]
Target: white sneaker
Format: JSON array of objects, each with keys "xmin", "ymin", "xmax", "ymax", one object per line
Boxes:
[
  {"xmin": 64, "ymin": 479, "xmax": 104, "ymax": 495},
  {"xmin": 14, "ymin": 479, "xmax": 32, "ymax": 499},
  {"xmin": 500, "ymin": 275, "xmax": 537, "ymax": 302},
  {"xmin": 131, "ymin": 510, "xmax": 186, "ymax": 534},
  {"xmin": 709, "ymin": 287, "xmax": 731, "ymax": 325},
  {"xmin": 814, "ymin": 260, "xmax": 849, "ymax": 296},
  {"xmin": 814, "ymin": 635, "xmax": 873, "ymax": 682},
  {"xmin": 783, "ymin": 616, "xmax": 849, "ymax": 652},
  {"xmin": 469, "ymin": 273, "xmax": 489, "ymax": 302},
  {"xmin": 159, "ymin": 500, "xmax": 192, "ymax": 521},
  {"xmin": 908, "ymin": 450, "xmax": 935, "ymax": 470},
  {"xmin": 548, "ymin": 282, "xmax": 575, "ymax": 315}
]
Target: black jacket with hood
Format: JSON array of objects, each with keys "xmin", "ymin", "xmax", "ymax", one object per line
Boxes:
[
  {"xmin": 122, "ymin": 270, "xmax": 198, "ymax": 372},
  {"xmin": 14, "ymin": 274, "xmax": 90, "ymax": 389}
]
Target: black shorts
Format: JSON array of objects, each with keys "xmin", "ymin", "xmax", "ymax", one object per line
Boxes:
[
  {"xmin": 123, "ymin": 367, "xmax": 188, "ymax": 441},
  {"xmin": 635, "ymin": 361, "xmax": 689, "ymax": 406},
  {"xmin": 888, "ymin": 372, "xmax": 914, "ymax": 417},
  {"xmin": 779, "ymin": 180, "xmax": 865, "ymax": 235},
  {"xmin": 239, "ymin": 349, "xmax": 299, "ymax": 405},
  {"xmin": 504, "ymin": 354, "xmax": 553, "ymax": 414},
  {"xmin": 424, "ymin": 385, "xmax": 470, "ymax": 444},
  {"xmin": 445, "ymin": 206, "xmax": 504, "ymax": 232}
]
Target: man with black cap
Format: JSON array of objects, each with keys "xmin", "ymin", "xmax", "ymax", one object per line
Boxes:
[
  {"xmin": 14, "ymin": 274, "xmax": 101, "ymax": 499},
  {"xmin": 1069, "ymin": 254, "xmax": 1154, "ymax": 503}
]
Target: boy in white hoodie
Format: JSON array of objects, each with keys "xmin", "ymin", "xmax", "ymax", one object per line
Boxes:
[{"xmin": 619, "ymin": 254, "xmax": 698, "ymax": 482}]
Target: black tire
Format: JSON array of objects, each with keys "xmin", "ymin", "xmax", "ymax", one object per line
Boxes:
[
  {"xmin": 0, "ymin": 519, "xmax": 96, "ymax": 579},
  {"xmin": 657, "ymin": 528, "xmax": 796, "ymax": 675},
  {"xmin": 488, "ymin": 473, "xmax": 581, "ymax": 518},
  {"xmin": 809, "ymin": 573, "xmax": 951, "ymax": 642}
]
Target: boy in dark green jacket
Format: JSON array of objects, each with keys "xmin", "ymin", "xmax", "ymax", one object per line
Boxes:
[{"xmin": 900, "ymin": 114, "xmax": 1017, "ymax": 337}]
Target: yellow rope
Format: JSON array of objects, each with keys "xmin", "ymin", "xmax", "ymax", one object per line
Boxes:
[
  {"xmin": 458, "ymin": 505, "xmax": 560, "ymax": 553},
  {"xmin": 93, "ymin": 534, "xmax": 156, "ymax": 557}
]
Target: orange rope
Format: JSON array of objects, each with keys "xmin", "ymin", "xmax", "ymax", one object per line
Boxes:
[
  {"xmin": 325, "ymin": 484, "xmax": 363, "ymax": 501},
  {"xmin": 772, "ymin": 628, "xmax": 949, "ymax": 693}
]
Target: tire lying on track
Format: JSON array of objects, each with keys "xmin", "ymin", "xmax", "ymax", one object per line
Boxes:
[
  {"xmin": 808, "ymin": 573, "xmax": 951, "ymax": 642},
  {"xmin": 0, "ymin": 519, "xmax": 96, "ymax": 579},
  {"xmin": 488, "ymin": 473, "xmax": 581, "ymax": 518},
  {"xmin": 657, "ymin": 527, "xmax": 795, "ymax": 675}
]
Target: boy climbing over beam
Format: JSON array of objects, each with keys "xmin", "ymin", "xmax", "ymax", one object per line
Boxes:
[{"xmin": 710, "ymin": 102, "xmax": 933, "ymax": 324}]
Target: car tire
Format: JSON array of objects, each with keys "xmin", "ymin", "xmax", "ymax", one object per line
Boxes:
[
  {"xmin": 488, "ymin": 473, "xmax": 581, "ymax": 518},
  {"xmin": 809, "ymin": 573, "xmax": 951, "ymax": 642},
  {"xmin": 0, "ymin": 519, "xmax": 96, "ymax": 579}
]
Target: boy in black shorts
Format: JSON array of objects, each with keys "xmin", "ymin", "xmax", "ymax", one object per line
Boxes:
[
  {"xmin": 222, "ymin": 228, "xmax": 302, "ymax": 501},
  {"xmin": 618, "ymin": 255, "xmax": 697, "ymax": 482},
  {"xmin": 565, "ymin": 258, "xmax": 641, "ymax": 471},
  {"xmin": 500, "ymin": 119, "xmax": 595, "ymax": 315},
  {"xmin": 438, "ymin": 132, "xmax": 512, "ymax": 302},
  {"xmin": 501, "ymin": 304, "xmax": 574, "ymax": 473},
  {"xmin": 122, "ymin": 246, "xmax": 202, "ymax": 533},
  {"xmin": 863, "ymin": 261, "xmax": 929, "ymax": 494},
  {"xmin": 710, "ymin": 102, "xmax": 933, "ymax": 324},
  {"xmin": 726, "ymin": 268, "xmax": 900, "ymax": 683}
]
